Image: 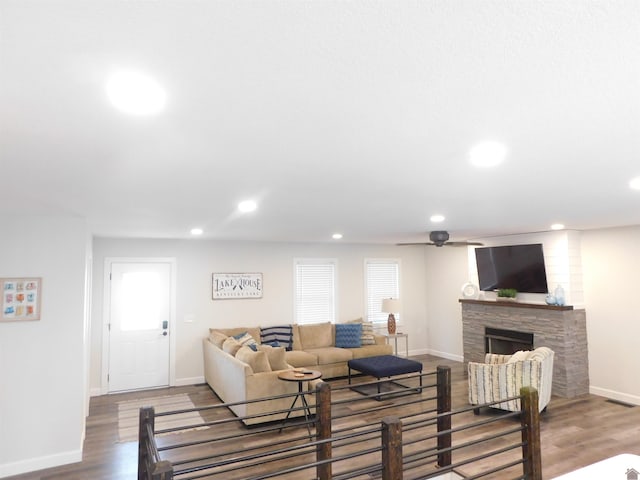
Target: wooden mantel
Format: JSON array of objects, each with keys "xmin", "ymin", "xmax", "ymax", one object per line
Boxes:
[
  {"xmin": 460, "ymin": 298, "xmax": 588, "ymax": 398},
  {"xmin": 459, "ymin": 298, "xmax": 574, "ymax": 311}
]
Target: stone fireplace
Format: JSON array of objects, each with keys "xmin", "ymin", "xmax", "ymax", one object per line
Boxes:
[{"xmin": 460, "ymin": 299, "xmax": 589, "ymax": 398}]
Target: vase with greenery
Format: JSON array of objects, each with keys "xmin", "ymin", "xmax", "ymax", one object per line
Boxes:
[{"xmin": 497, "ymin": 288, "xmax": 518, "ymax": 300}]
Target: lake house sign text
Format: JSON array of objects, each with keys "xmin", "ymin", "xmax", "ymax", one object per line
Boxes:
[{"xmin": 212, "ymin": 273, "xmax": 263, "ymax": 299}]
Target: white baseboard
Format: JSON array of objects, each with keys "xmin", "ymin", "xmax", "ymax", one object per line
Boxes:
[
  {"xmin": 426, "ymin": 349, "xmax": 464, "ymax": 363},
  {"xmin": 590, "ymin": 386, "xmax": 640, "ymax": 406},
  {"xmin": 175, "ymin": 376, "xmax": 205, "ymax": 387},
  {"xmin": 89, "ymin": 377, "xmax": 205, "ymax": 398},
  {"xmin": 0, "ymin": 449, "xmax": 82, "ymax": 479}
]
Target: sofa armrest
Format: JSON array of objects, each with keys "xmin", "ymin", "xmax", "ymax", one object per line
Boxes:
[{"xmin": 203, "ymin": 338, "xmax": 252, "ymax": 401}]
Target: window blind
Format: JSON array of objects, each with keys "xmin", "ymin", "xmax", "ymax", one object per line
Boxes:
[
  {"xmin": 294, "ymin": 260, "xmax": 336, "ymax": 325},
  {"xmin": 365, "ymin": 260, "xmax": 400, "ymax": 324}
]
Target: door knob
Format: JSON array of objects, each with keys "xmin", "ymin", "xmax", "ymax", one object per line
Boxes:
[{"xmin": 162, "ymin": 331, "xmax": 168, "ymax": 336}]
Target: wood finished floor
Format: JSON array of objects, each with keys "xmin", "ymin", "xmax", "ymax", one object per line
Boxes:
[{"xmin": 6, "ymin": 354, "xmax": 640, "ymax": 480}]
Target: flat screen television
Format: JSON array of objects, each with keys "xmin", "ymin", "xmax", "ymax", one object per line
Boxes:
[{"xmin": 475, "ymin": 243, "xmax": 549, "ymax": 293}]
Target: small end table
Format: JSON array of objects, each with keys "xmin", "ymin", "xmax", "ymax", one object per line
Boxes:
[
  {"xmin": 385, "ymin": 332, "xmax": 409, "ymax": 357},
  {"xmin": 277, "ymin": 369, "xmax": 322, "ymax": 438}
]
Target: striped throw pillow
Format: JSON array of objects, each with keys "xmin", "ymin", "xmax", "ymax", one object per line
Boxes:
[
  {"xmin": 260, "ymin": 325, "xmax": 294, "ymax": 351},
  {"xmin": 232, "ymin": 332, "xmax": 258, "ymax": 351}
]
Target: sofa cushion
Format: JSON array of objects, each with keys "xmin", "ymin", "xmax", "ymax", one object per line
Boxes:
[
  {"xmin": 236, "ymin": 346, "xmax": 272, "ymax": 373},
  {"xmin": 208, "ymin": 330, "xmax": 228, "ymax": 349},
  {"xmin": 347, "ymin": 343, "xmax": 394, "ymax": 359},
  {"xmin": 291, "ymin": 324, "xmax": 302, "ymax": 351},
  {"xmin": 306, "ymin": 347, "xmax": 353, "ymax": 364},
  {"xmin": 260, "ymin": 325, "xmax": 294, "ymax": 351},
  {"xmin": 299, "ymin": 322, "xmax": 333, "ymax": 349},
  {"xmin": 335, "ymin": 323, "xmax": 362, "ymax": 348},
  {"xmin": 222, "ymin": 336, "xmax": 242, "ymax": 355},
  {"xmin": 284, "ymin": 350, "xmax": 319, "ymax": 368},
  {"xmin": 257, "ymin": 344, "xmax": 289, "ymax": 371}
]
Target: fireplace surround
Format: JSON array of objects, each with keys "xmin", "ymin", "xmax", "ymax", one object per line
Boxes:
[{"xmin": 460, "ymin": 299, "xmax": 589, "ymax": 398}]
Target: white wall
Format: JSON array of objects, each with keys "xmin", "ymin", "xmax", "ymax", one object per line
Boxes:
[
  {"xmin": 582, "ymin": 225, "xmax": 640, "ymax": 405},
  {"xmin": 0, "ymin": 217, "xmax": 89, "ymax": 478},
  {"xmin": 90, "ymin": 238, "xmax": 428, "ymax": 390},
  {"xmin": 424, "ymin": 246, "xmax": 470, "ymax": 361}
]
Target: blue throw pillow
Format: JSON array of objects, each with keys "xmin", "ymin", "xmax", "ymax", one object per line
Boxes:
[
  {"xmin": 260, "ymin": 325, "xmax": 293, "ymax": 351},
  {"xmin": 335, "ymin": 323, "xmax": 362, "ymax": 348}
]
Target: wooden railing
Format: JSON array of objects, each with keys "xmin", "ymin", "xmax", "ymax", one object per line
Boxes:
[{"xmin": 139, "ymin": 367, "xmax": 542, "ymax": 479}]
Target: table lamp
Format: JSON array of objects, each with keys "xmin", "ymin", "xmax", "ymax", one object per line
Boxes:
[{"xmin": 381, "ymin": 298, "xmax": 401, "ymax": 334}]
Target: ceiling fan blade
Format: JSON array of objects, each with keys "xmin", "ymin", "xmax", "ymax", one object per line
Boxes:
[
  {"xmin": 445, "ymin": 241, "xmax": 484, "ymax": 247},
  {"xmin": 396, "ymin": 242, "xmax": 436, "ymax": 246}
]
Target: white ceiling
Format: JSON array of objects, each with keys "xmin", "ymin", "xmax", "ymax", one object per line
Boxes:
[{"xmin": 1, "ymin": 1, "xmax": 639, "ymax": 244}]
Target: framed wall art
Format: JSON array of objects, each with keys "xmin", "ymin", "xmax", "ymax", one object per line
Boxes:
[
  {"xmin": 1, "ymin": 277, "xmax": 42, "ymax": 322},
  {"xmin": 212, "ymin": 273, "xmax": 263, "ymax": 299}
]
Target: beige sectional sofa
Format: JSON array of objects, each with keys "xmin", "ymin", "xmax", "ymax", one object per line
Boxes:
[{"xmin": 203, "ymin": 321, "xmax": 393, "ymax": 425}]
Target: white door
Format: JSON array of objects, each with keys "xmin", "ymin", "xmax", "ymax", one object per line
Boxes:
[{"xmin": 107, "ymin": 261, "xmax": 172, "ymax": 392}]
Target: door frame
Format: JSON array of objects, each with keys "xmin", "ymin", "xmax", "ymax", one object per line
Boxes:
[{"xmin": 100, "ymin": 257, "xmax": 177, "ymax": 394}]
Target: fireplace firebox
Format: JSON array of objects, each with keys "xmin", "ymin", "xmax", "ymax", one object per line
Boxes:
[{"xmin": 484, "ymin": 327, "xmax": 534, "ymax": 355}]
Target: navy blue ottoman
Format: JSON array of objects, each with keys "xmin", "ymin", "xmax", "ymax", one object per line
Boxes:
[{"xmin": 348, "ymin": 355, "xmax": 423, "ymax": 399}]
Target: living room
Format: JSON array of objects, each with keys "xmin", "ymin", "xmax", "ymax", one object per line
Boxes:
[{"xmin": 1, "ymin": 1, "xmax": 639, "ymax": 478}]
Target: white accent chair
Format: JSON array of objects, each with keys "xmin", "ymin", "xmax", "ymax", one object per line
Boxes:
[{"xmin": 468, "ymin": 346, "xmax": 554, "ymax": 413}]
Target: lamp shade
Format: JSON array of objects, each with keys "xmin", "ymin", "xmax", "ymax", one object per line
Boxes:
[{"xmin": 381, "ymin": 298, "xmax": 401, "ymax": 314}]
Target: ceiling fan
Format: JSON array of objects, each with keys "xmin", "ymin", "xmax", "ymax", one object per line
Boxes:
[{"xmin": 398, "ymin": 231, "xmax": 484, "ymax": 247}]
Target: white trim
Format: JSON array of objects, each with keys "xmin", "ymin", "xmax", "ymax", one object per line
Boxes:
[
  {"xmin": 101, "ymin": 257, "xmax": 177, "ymax": 394},
  {"xmin": 0, "ymin": 449, "xmax": 82, "ymax": 478},
  {"xmin": 590, "ymin": 386, "xmax": 640, "ymax": 406},
  {"xmin": 426, "ymin": 349, "xmax": 464, "ymax": 363},
  {"xmin": 175, "ymin": 376, "xmax": 205, "ymax": 387}
]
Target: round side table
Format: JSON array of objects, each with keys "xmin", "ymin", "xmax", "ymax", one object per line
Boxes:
[{"xmin": 277, "ymin": 370, "xmax": 322, "ymax": 438}]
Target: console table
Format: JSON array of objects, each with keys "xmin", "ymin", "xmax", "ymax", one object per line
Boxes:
[{"xmin": 384, "ymin": 332, "xmax": 409, "ymax": 357}]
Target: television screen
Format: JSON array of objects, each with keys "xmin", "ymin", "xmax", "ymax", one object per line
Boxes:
[{"xmin": 475, "ymin": 243, "xmax": 549, "ymax": 293}]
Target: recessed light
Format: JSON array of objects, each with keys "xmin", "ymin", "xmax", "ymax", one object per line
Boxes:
[
  {"xmin": 238, "ymin": 200, "xmax": 257, "ymax": 213},
  {"xmin": 469, "ymin": 141, "xmax": 507, "ymax": 168},
  {"xmin": 430, "ymin": 214, "xmax": 445, "ymax": 223},
  {"xmin": 332, "ymin": 233, "xmax": 343, "ymax": 240},
  {"xmin": 550, "ymin": 224, "xmax": 565, "ymax": 231},
  {"xmin": 190, "ymin": 228, "xmax": 203, "ymax": 235},
  {"xmin": 106, "ymin": 71, "xmax": 166, "ymax": 115},
  {"xmin": 629, "ymin": 176, "xmax": 640, "ymax": 190}
]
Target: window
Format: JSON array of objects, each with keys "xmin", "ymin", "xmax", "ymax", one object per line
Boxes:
[
  {"xmin": 294, "ymin": 259, "xmax": 337, "ymax": 325},
  {"xmin": 365, "ymin": 259, "xmax": 400, "ymax": 324}
]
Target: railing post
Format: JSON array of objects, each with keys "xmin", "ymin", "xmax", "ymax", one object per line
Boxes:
[
  {"xmin": 315, "ymin": 381, "xmax": 332, "ymax": 480},
  {"xmin": 138, "ymin": 406, "xmax": 155, "ymax": 480},
  {"xmin": 381, "ymin": 416, "xmax": 403, "ymax": 480},
  {"xmin": 151, "ymin": 461, "xmax": 174, "ymax": 480},
  {"xmin": 520, "ymin": 386, "xmax": 542, "ymax": 480},
  {"xmin": 436, "ymin": 365, "xmax": 452, "ymax": 468}
]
